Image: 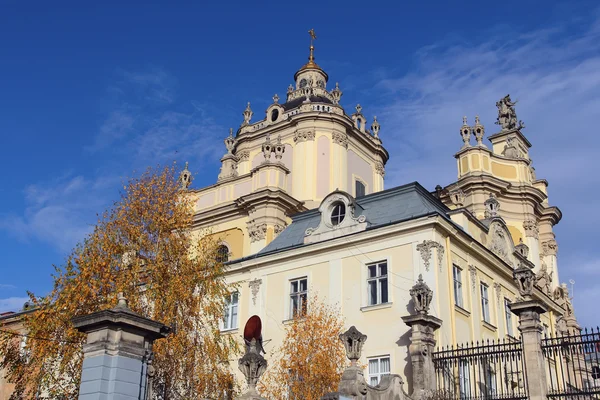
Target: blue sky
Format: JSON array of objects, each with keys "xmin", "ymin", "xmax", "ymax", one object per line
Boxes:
[{"xmin": 1, "ymin": 1, "xmax": 599, "ymax": 327}]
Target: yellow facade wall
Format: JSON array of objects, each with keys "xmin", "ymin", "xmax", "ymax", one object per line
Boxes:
[{"xmin": 491, "ymin": 161, "xmax": 517, "ymax": 180}]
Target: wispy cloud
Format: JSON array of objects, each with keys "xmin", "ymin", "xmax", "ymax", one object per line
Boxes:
[
  {"xmin": 370, "ymin": 13, "xmax": 600, "ymax": 327},
  {"xmin": 0, "ymin": 297, "xmax": 30, "ymax": 313}
]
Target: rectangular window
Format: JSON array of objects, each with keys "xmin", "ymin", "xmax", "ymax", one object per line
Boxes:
[
  {"xmin": 453, "ymin": 265, "xmax": 463, "ymax": 308},
  {"xmin": 459, "ymin": 360, "xmax": 471, "ymax": 399},
  {"xmin": 481, "ymin": 283, "xmax": 490, "ymax": 323},
  {"xmin": 485, "ymin": 366, "xmax": 497, "ymax": 396},
  {"xmin": 223, "ymin": 292, "xmax": 239, "ymax": 330},
  {"xmin": 355, "ymin": 180, "xmax": 366, "ymax": 198},
  {"xmin": 368, "ymin": 356, "xmax": 390, "ymax": 386},
  {"xmin": 367, "ymin": 261, "xmax": 389, "ymax": 306},
  {"xmin": 290, "ymin": 278, "xmax": 308, "ymax": 318},
  {"xmin": 504, "ymin": 298, "xmax": 513, "ymax": 336}
]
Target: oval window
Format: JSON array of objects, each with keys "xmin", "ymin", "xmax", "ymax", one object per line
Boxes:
[
  {"xmin": 299, "ymin": 79, "xmax": 307, "ymax": 88},
  {"xmin": 271, "ymin": 109, "xmax": 279, "ymax": 122},
  {"xmin": 331, "ymin": 203, "xmax": 346, "ymax": 226}
]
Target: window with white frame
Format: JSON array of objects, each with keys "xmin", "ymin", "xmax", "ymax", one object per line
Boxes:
[
  {"xmin": 459, "ymin": 360, "xmax": 471, "ymax": 399},
  {"xmin": 485, "ymin": 365, "xmax": 497, "ymax": 396},
  {"xmin": 223, "ymin": 292, "xmax": 239, "ymax": 330},
  {"xmin": 290, "ymin": 278, "xmax": 308, "ymax": 317},
  {"xmin": 367, "ymin": 261, "xmax": 388, "ymax": 306},
  {"xmin": 504, "ymin": 298, "xmax": 514, "ymax": 336},
  {"xmin": 453, "ymin": 265, "xmax": 463, "ymax": 308},
  {"xmin": 368, "ymin": 356, "xmax": 390, "ymax": 385},
  {"xmin": 481, "ymin": 283, "xmax": 490, "ymax": 323}
]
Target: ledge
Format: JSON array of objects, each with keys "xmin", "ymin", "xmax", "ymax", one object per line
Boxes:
[
  {"xmin": 454, "ymin": 304, "xmax": 471, "ymax": 317},
  {"xmin": 360, "ymin": 302, "xmax": 393, "ymax": 313},
  {"xmin": 482, "ymin": 320, "xmax": 497, "ymax": 332},
  {"xmin": 220, "ymin": 327, "xmax": 239, "ymax": 335}
]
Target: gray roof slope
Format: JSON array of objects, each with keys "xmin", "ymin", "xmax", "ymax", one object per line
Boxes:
[{"xmin": 254, "ymin": 182, "xmax": 451, "ymax": 257}]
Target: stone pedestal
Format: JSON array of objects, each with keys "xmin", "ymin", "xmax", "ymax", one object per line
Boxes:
[
  {"xmin": 401, "ymin": 314, "xmax": 442, "ymax": 399},
  {"xmin": 510, "ymin": 299, "xmax": 548, "ymax": 400},
  {"xmin": 72, "ymin": 295, "xmax": 170, "ymax": 400}
]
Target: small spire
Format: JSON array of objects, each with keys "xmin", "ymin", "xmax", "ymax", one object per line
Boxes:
[
  {"xmin": 371, "ymin": 116, "xmax": 381, "ymax": 138},
  {"xmin": 460, "ymin": 116, "xmax": 471, "ymax": 148},
  {"xmin": 179, "ymin": 162, "xmax": 192, "ymax": 189},
  {"xmin": 242, "ymin": 102, "xmax": 253, "ymax": 126},
  {"xmin": 308, "ymin": 28, "xmax": 317, "ymax": 64},
  {"xmin": 272, "ymin": 93, "xmax": 279, "ymax": 104},
  {"xmin": 355, "ymin": 104, "xmax": 362, "ymax": 114},
  {"xmin": 224, "ymin": 128, "xmax": 236, "ymax": 155},
  {"xmin": 331, "ymin": 82, "xmax": 342, "ymax": 104},
  {"xmin": 116, "ymin": 292, "xmax": 128, "ymax": 308}
]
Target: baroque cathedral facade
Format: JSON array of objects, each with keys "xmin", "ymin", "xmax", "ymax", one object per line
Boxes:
[{"xmin": 181, "ymin": 37, "xmax": 572, "ymax": 386}]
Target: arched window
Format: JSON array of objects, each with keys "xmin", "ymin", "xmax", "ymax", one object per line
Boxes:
[
  {"xmin": 216, "ymin": 245, "xmax": 229, "ymax": 263},
  {"xmin": 330, "ymin": 203, "xmax": 346, "ymax": 226},
  {"xmin": 271, "ymin": 109, "xmax": 279, "ymax": 122},
  {"xmin": 355, "ymin": 180, "xmax": 366, "ymax": 198}
]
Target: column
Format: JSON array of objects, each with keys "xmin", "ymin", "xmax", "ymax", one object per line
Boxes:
[
  {"xmin": 510, "ymin": 264, "xmax": 548, "ymax": 400},
  {"xmin": 71, "ymin": 294, "xmax": 170, "ymax": 400},
  {"xmin": 401, "ymin": 275, "xmax": 442, "ymax": 399}
]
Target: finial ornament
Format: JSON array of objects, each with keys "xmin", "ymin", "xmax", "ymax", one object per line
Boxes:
[
  {"xmin": 274, "ymin": 135, "xmax": 285, "ymax": 161},
  {"xmin": 355, "ymin": 104, "xmax": 362, "ymax": 114},
  {"xmin": 242, "ymin": 102, "xmax": 253, "ymax": 126},
  {"xmin": 339, "ymin": 326, "xmax": 367, "ymax": 366},
  {"xmin": 224, "ymin": 128, "xmax": 236, "ymax": 155},
  {"xmin": 262, "ymin": 133, "xmax": 273, "ymax": 162},
  {"xmin": 371, "ymin": 116, "xmax": 380, "ymax": 138},
  {"xmin": 331, "ymin": 82, "xmax": 342, "ymax": 104},
  {"xmin": 495, "ymin": 94, "xmax": 525, "ymax": 131},
  {"xmin": 116, "ymin": 292, "xmax": 128, "ymax": 308},
  {"xmin": 410, "ymin": 274, "xmax": 433, "ymax": 315},
  {"xmin": 272, "ymin": 93, "xmax": 279, "ymax": 104},
  {"xmin": 473, "ymin": 115, "xmax": 485, "ymax": 146},
  {"xmin": 178, "ymin": 162, "xmax": 192, "ymax": 189},
  {"xmin": 306, "ymin": 28, "xmax": 317, "ymax": 65},
  {"xmin": 460, "ymin": 116, "xmax": 471, "ymax": 148}
]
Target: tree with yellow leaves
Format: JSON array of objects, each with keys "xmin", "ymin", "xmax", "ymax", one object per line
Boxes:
[
  {"xmin": 258, "ymin": 295, "xmax": 347, "ymax": 400},
  {"xmin": 0, "ymin": 165, "xmax": 238, "ymax": 399}
]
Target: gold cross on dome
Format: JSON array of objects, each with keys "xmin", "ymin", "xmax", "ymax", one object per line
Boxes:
[{"xmin": 308, "ymin": 28, "xmax": 317, "ymax": 44}]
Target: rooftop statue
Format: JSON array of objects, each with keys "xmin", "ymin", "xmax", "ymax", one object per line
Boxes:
[{"xmin": 495, "ymin": 94, "xmax": 525, "ymax": 131}]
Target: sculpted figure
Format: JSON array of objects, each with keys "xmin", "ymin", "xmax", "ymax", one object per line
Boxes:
[
  {"xmin": 496, "ymin": 94, "xmax": 523, "ymax": 131},
  {"xmin": 535, "ymin": 262, "xmax": 553, "ymax": 295}
]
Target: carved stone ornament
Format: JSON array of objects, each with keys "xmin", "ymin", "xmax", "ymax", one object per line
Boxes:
[
  {"xmin": 242, "ymin": 102, "xmax": 253, "ymax": 126},
  {"xmin": 248, "ymin": 279, "xmax": 262, "ymax": 306},
  {"xmin": 178, "ymin": 161, "xmax": 193, "ymax": 189},
  {"xmin": 515, "ymin": 238, "xmax": 529, "ymax": 259},
  {"xmin": 448, "ymin": 189, "xmax": 465, "ymax": 207},
  {"xmin": 261, "ymin": 134, "xmax": 273, "ymax": 162},
  {"xmin": 371, "ymin": 116, "xmax": 380, "ymax": 138},
  {"xmin": 468, "ymin": 265, "xmax": 477, "ymax": 292},
  {"xmin": 339, "ymin": 326, "xmax": 367, "ymax": 365},
  {"xmin": 555, "ymin": 315, "xmax": 569, "ymax": 336},
  {"xmin": 273, "ymin": 223, "xmax": 286, "ymax": 235},
  {"xmin": 489, "ymin": 223, "xmax": 510, "ymax": 262},
  {"xmin": 553, "ymin": 283, "xmax": 574, "ymax": 317},
  {"xmin": 224, "ymin": 128, "xmax": 237, "ymax": 155},
  {"xmin": 238, "ymin": 338, "xmax": 267, "ymax": 394},
  {"xmin": 416, "ymin": 240, "xmax": 444, "ymax": 272},
  {"xmin": 542, "ymin": 239, "xmax": 558, "ymax": 257},
  {"xmin": 484, "ymin": 193, "xmax": 500, "ymax": 218},
  {"xmin": 473, "ymin": 115, "xmax": 485, "ymax": 146},
  {"xmin": 410, "ymin": 274, "xmax": 433, "ymax": 315},
  {"xmin": 493, "ymin": 282, "xmax": 502, "ymax": 304},
  {"xmin": 460, "ymin": 116, "xmax": 471, "ymax": 148},
  {"xmin": 495, "ymin": 94, "xmax": 524, "ymax": 131},
  {"xmin": 273, "ymin": 135, "xmax": 285, "ymax": 161},
  {"xmin": 513, "ymin": 263, "xmax": 536, "ymax": 298},
  {"xmin": 237, "ymin": 150, "xmax": 250, "ymax": 161},
  {"xmin": 523, "ymin": 219, "xmax": 539, "ymax": 239},
  {"xmin": 375, "ymin": 161, "xmax": 385, "ymax": 177},
  {"xmin": 502, "ymin": 135, "xmax": 521, "ymax": 158},
  {"xmin": 330, "ymin": 82, "xmax": 343, "ymax": 104},
  {"xmin": 247, "ymin": 221, "xmax": 268, "ymax": 243},
  {"xmin": 293, "ymin": 129, "xmax": 315, "ymax": 143},
  {"xmin": 535, "ymin": 261, "xmax": 553, "ymax": 296},
  {"xmin": 332, "ymin": 131, "xmax": 348, "ymax": 148}
]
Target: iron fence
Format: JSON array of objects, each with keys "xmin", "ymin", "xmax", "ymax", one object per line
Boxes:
[
  {"xmin": 542, "ymin": 327, "xmax": 600, "ymax": 399},
  {"xmin": 432, "ymin": 338, "xmax": 528, "ymax": 400}
]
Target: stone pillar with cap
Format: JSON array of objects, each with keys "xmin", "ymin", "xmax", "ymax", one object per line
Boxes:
[
  {"xmin": 510, "ymin": 262, "xmax": 548, "ymax": 400},
  {"xmin": 401, "ymin": 274, "xmax": 442, "ymax": 399},
  {"xmin": 237, "ymin": 338, "xmax": 267, "ymax": 399},
  {"xmin": 71, "ymin": 294, "xmax": 170, "ymax": 400}
]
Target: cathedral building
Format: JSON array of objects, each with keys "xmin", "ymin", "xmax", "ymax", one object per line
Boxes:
[{"xmin": 184, "ymin": 35, "xmax": 576, "ymax": 386}]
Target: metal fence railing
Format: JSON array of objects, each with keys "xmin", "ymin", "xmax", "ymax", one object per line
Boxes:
[{"xmin": 432, "ymin": 338, "xmax": 528, "ymax": 400}]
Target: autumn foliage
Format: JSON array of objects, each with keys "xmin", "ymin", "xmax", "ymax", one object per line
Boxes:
[
  {"xmin": 0, "ymin": 165, "xmax": 238, "ymax": 399},
  {"xmin": 258, "ymin": 296, "xmax": 347, "ymax": 400}
]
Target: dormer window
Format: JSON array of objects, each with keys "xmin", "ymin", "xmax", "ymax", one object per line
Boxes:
[{"xmin": 331, "ymin": 203, "xmax": 346, "ymax": 226}]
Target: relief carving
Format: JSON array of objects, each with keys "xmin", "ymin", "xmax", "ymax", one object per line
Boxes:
[
  {"xmin": 293, "ymin": 129, "xmax": 315, "ymax": 143},
  {"xmin": 332, "ymin": 131, "xmax": 349, "ymax": 148},
  {"xmin": 248, "ymin": 279, "xmax": 262, "ymax": 306},
  {"xmin": 247, "ymin": 221, "xmax": 268, "ymax": 243},
  {"xmin": 417, "ymin": 240, "xmax": 444, "ymax": 272},
  {"xmin": 542, "ymin": 239, "xmax": 558, "ymax": 256},
  {"xmin": 468, "ymin": 265, "xmax": 477, "ymax": 292},
  {"xmin": 374, "ymin": 161, "xmax": 385, "ymax": 177},
  {"xmin": 523, "ymin": 219, "xmax": 539, "ymax": 239}
]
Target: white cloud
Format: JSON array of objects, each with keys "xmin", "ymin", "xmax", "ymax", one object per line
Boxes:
[
  {"xmin": 0, "ymin": 297, "xmax": 30, "ymax": 313},
  {"xmin": 370, "ymin": 14, "xmax": 600, "ymax": 327}
]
